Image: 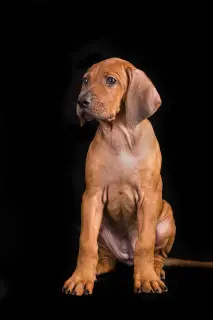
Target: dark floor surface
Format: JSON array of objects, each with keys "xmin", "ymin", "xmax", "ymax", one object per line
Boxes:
[{"xmin": 1, "ymin": 248, "xmax": 213, "ymax": 318}]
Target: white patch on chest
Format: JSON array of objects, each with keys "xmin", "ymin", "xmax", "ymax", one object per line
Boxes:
[{"xmin": 119, "ymin": 151, "xmax": 138, "ymax": 169}]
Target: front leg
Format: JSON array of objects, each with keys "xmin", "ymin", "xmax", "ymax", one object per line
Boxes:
[
  {"xmin": 63, "ymin": 189, "xmax": 103, "ymax": 296},
  {"xmin": 134, "ymin": 190, "xmax": 167, "ymax": 294}
]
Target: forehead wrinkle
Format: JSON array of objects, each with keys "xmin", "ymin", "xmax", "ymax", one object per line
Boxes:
[
  {"xmin": 103, "ymin": 69, "xmax": 124, "ymax": 79},
  {"xmin": 86, "ymin": 64, "xmax": 100, "ymax": 79},
  {"xmin": 86, "ymin": 62, "xmax": 128, "ymax": 91},
  {"xmin": 98, "ymin": 68, "xmax": 127, "ymax": 84}
]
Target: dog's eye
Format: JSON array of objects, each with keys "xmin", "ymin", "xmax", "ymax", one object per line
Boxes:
[
  {"xmin": 106, "ymin": 77, "xmax": 116, "ymax": 85},
  {"xmin": 82, "ymin": 77, "xmax": 88, "ymax": 85}
]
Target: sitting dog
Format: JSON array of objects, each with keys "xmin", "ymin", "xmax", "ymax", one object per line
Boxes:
[{"xmin": 63, "ymin": 58, "xmax": 213, "ymax": 296}]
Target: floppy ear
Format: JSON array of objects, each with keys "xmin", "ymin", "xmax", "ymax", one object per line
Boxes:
[{"xmin": 125, "ymin": 68, "xmax": 162, "ymax": 127}]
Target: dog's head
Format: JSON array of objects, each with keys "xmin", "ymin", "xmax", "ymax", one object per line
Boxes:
[{"xmin": 76, "ymin": 58, "xmax": 161, "ymax": 127}]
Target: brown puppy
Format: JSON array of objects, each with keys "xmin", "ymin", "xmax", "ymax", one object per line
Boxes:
[{"xmin": 63, "ymin": 58, "xmax": 213, "ymax": 296}]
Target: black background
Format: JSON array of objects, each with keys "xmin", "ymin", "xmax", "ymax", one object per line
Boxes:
[{"xmin": 1, "ymin": 4, "xmax": 213, "ymax": 318}]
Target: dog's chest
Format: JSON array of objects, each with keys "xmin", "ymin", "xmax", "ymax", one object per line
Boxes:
[
  {"xmin": 103, "ymin": 151, "xmax": 141, "ymax": 220},
  {"xmin": 103, "ymin": 150, "xmax": 141, "ymax": 182},
  {"xmin": 106, "ymin": 183, "xmax": 137, "ymax": 219},
  {"xmin": 118, "ymin": 151, "xmax": 138, "ymax": 169}
]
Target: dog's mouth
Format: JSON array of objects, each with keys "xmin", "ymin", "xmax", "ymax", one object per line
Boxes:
[
  {"xmin": 82, "ymin": 109, "xmax": 94, "ymax": 121},
  {"xmin": 81, "ymin": 108, "xmax": 115, "ymax": 122}
]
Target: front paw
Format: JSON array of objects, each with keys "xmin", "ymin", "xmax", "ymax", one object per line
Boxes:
[
  {"xmin": 62, "ymin": 269, "xmax": 96, "ymax": 296},
  {"xmin": 134, "ymin": 269, "xmax": 168, "ymax": 294},
  {"xmin": 155, "ymin": 266, "xmax": 166, "ymax": 280}
]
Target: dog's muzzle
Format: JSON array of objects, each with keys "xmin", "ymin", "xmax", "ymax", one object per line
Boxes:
[{"xmin": 77, "ymin": 97, "xmax": 91, "ymax": 109}]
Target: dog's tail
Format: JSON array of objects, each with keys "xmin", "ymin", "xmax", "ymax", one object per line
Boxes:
[{"xmin": 164, "ymin": 258, "xmax": 213, "ymax": 268}]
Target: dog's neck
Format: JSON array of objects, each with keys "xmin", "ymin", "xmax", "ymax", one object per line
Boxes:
[{"xmin": 98, "ymin": 114, "xmax": 140, "ymax": 153}]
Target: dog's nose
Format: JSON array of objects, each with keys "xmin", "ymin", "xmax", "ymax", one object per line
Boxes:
[{"xmin": 78, "ymin": 98, "xmax": 90, "ymax": 109}]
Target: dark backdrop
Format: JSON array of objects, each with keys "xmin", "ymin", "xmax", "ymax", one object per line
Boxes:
[{"xmin": 1, "ymin": 6, "xmax": 212, "ymax": 317}]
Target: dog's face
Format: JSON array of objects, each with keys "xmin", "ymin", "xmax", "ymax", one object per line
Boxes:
[{"xmin": 76, "ymin": 58, "xmax": 161, "ymax": 127}]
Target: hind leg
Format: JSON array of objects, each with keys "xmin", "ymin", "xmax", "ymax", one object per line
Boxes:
[
  {"xmin": 154, "ymin": 200, "xmax": 176, "ymax": 281},
  {"xmin": 96, "ymin": 240, "xmax": 117, "ymax": 276}
]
